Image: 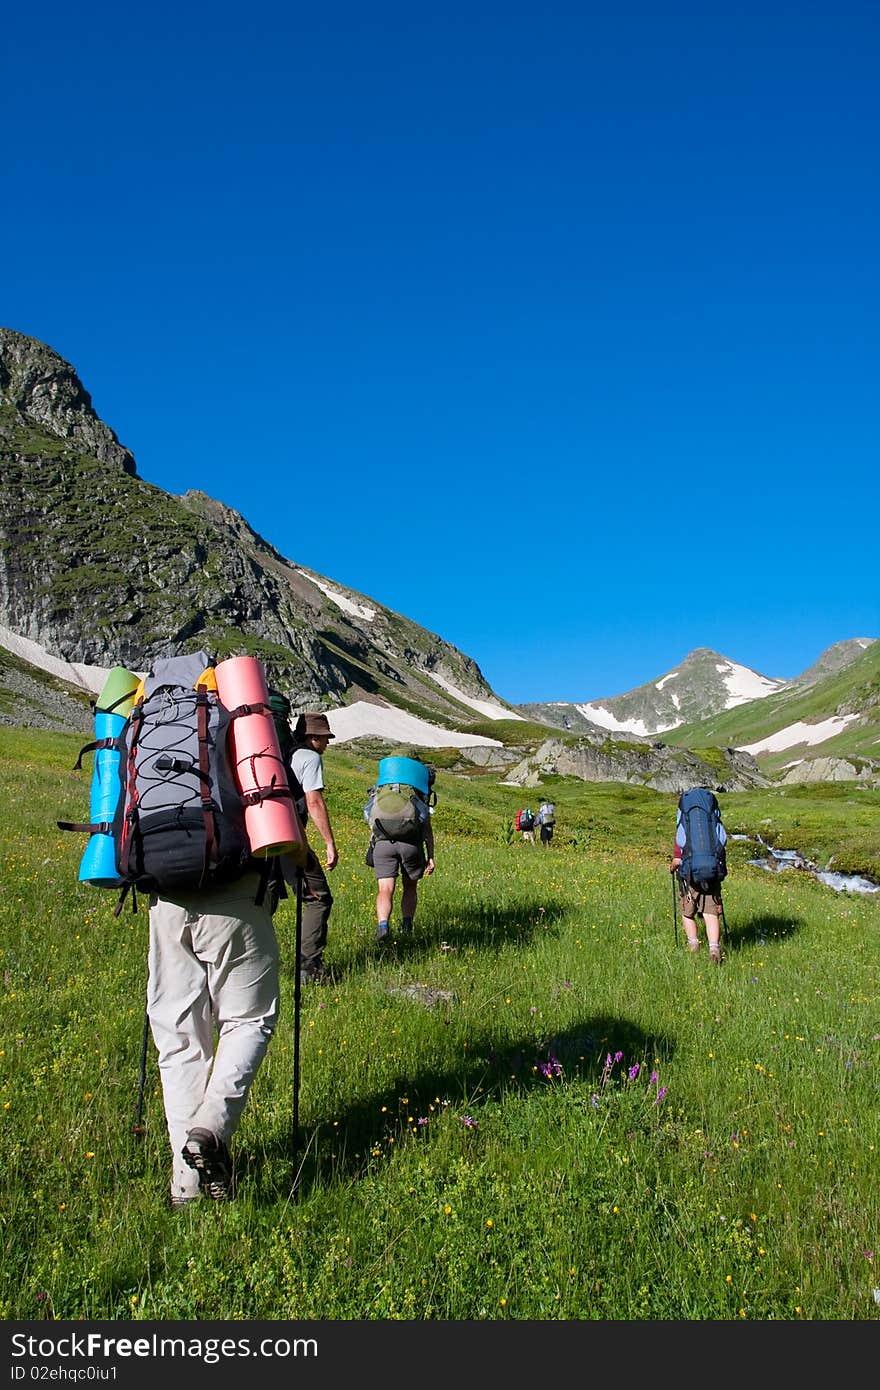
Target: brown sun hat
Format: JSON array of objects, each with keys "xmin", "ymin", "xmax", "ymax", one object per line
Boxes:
[{"xmin": 294, "ymin": 711, "xmax": 335, "ymax": 739}]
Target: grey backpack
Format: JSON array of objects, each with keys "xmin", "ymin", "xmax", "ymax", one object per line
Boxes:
[{"xmin": 112, "ymin": 652, "xmax": 253, "ymax": 898}]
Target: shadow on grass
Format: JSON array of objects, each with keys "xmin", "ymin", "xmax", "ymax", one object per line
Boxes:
[
  {"xmin": 246, "ymin": 1013, "xmax": 673, "ymax": 1201},
  {"xmin": 722, "ymin": 913, "xmax": 805, "ymax": 951},
  {"xmin": 328, "ymin": 899, "xmax": 569, "ymax": 981}
]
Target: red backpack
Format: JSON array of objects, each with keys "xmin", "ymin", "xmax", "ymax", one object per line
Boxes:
[{"xmin": 515, "ymin": 810, "xmax": 523, "ymax": 830}]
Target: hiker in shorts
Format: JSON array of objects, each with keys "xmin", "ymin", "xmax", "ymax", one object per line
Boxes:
[
  {"xmin": 670, "ymin": 787, "xmax": 727, "ymax": 964},
  {"xmin": 519, "ymin": 809, "xmax": 536, "ymax": 843},
  {"xmin": 286, "ymin": 710, "xmax": 339, "ymax": 984},
  {"xmin": 372, "ymin": 810, "xmax": 435, "ymax": 943}
]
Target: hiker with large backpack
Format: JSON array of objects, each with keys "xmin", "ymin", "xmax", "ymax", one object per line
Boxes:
[
  {"xmin": 537, "ymin": 801, "xmax": 555, "ymax": 846},
  {"xmin": 516, "ymin": 807, "xmax": 536, "ymax": 843},
  {"xmin": 76, "ymin": 651, "xmax": 301, "ymax": 1208},
  {"xmin": 670, "ymin": 785, "xmax": 728, "ymax": 964},
  {"xmin": 364, "ymin": 755, "xmax": 435, "ymax": 943}
]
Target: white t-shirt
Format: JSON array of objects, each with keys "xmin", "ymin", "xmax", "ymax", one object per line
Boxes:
[{"xmin": 290, "ymin": 746, "xmax": 324, "ymax": 820}]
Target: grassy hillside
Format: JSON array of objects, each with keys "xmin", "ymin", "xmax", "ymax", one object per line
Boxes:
[
  {"xmin": 663, "ymin": 640, "xmax": 880, "ymax": 766},
  {"xmin": 1, "ymin": 727, "xmax": 878, "ymax": 1321}
]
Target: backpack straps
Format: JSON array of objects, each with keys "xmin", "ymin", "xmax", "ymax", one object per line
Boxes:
[
  {"xmin": 71, "ymin": 736, "xmax": 120, "ymax": 772},
  {"xmin": 241, "ymin": 782, "xmax": 295, "ymax": 806},
  {"xmin": 57, "ymin": 818, "xmax": 114, "ymax": 835},
  {"xmin": 195, "ymin": 685, "xmax": 216, "ymax": 883},
  {"xmin": 118, "ymin": 699, "xmax": 145, "ymax": 879},
  {"xmin": 112, "ymin": 883, "xmax": 138, "ymax": 919}
]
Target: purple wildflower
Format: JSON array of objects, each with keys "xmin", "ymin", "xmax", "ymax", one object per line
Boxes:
[
  {"xmin": 538, "ymin": 1054, "xmax": 563, "ymax": 1079},
  {"xmin": 628, "ymin": 1063, "xmax": 640, "ymax": 1081},
  {"xmin": 653, "ymin": 1087, "xmax": 668, "ymax": 1104},
  {"xmin": 590, "ymin": 1094, "xmax": 600, "ymax": 1109},
  {"xmin": 649, "ymin": 1070, "xmax": 659, "ymax": 1084},
  {"xmin": 460, "ymin": 1114, "xmax": 478, "ymax": 1129}
]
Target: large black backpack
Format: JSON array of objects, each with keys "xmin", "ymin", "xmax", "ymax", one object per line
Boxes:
[
  {"xmin": 677, "ymin": 787, "xmax": 727, "ymax": 887},
  {"xmin": 60, "ymin": 651, "xmax": 258, "ymax": 911}
]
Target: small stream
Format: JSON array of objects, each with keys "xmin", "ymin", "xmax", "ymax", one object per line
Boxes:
[{"xmin": 731, "ymin": 834, "xmax": 880, "ymax": 895}]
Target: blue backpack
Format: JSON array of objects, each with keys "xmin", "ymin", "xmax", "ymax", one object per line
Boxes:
[{"xmin": 677, "ymin": 787, "xmax": 727, "ymax": 886}]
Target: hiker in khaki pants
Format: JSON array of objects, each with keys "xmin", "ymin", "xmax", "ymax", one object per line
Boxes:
[{"xmin": 148, "ymin": 873, "xmax": 280, "ymax": 1208}]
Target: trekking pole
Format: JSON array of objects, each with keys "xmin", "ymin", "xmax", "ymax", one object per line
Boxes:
[
  {"xmin": 134, "ymin": 1002, "xmax": 150, "ymax": 1138},
  {"xmin": 720, "ymin": 901, "xmax": 730, "ymax": 945},
  {"xmin": 671, "ymin": 867, "xmax": 679, "ymax": 948},
  {"xmin": 291, "ymin": 868, "xmax": 303, "ymax": 1201}
]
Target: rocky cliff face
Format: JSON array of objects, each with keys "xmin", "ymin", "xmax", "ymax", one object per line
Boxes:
[
  {"xmin": 0, "ymin": 328, "xmax": 136, "ymax": 475},
  {"xmin": 0, "ymin": 328, "xmax": 509, "ymax": 722},
  {"xmin": 504, "ymin": 733, "xmax": 769, "ymax": 793}
]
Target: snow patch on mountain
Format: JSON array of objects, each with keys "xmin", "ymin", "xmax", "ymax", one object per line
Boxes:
[
  {"xmin": 574, "ymin": 702, "xmax": 681, "ymax": 737},
  {"xmin": 0, "ymin": 625, "xmax": 133, "ymax": 694},
  {"xmin": 739, "ymin": 714, "xmax": 857, "ymax": 755},
  {"xmin": 299, "ymin": 572, "xmax": 377, "ymax": 621},
  {"xmin": 425, "ymin": 670, "xmax": 524, "ymax": 721},
  {"xmin": 717, "ymin": 660, "xmax": 786, "ymax": 707},
  {"xmin": 655, "ymin": 672, "xmax": 677, "ymax": 690},
  {"xmin": 324, "ymin": 699, "xmax": 503, "ymax": 747}
]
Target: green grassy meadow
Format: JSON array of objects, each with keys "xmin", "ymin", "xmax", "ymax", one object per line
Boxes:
[{"xmin": 1, "ymin": 727, "xmax": 878, "ymax": 1321}]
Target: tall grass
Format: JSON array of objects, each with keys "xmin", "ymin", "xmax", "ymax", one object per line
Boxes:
[{"xmin": 1, "ymin": 728, "xmax": 878, "ymax": 1320}]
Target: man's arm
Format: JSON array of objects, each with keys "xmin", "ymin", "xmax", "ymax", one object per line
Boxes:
[
  {"xmin": 305, "ymin": 789, "xmax": 338, "ymax": 871},
  {"xmin": 423, "ymin": 818, "xmax": 435, "ymax": 875}
]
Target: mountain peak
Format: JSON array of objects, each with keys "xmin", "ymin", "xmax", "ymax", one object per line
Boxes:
[{"xmin": 0, "ymin": 327, "xmax": 136, "ymax": 476}]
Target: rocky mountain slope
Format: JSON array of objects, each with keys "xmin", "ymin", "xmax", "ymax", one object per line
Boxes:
[
  {"xmin": 662, "ymin": 638, "xmax": 880, "ymax": 784},
  {"xmin": 0, "ymin": 328, "xmax": 515, "ymax": 732},
  {"xmin": 786, "ymin": 637, "xmax": 876, "ymax": 688}
]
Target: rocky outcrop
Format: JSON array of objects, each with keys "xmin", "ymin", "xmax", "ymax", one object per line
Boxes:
[
  {"xmin": 778, "ymin": 756, "xmax": 880, "ymax": 786},
  {"xmin": 0, "ymin": 328, "xmax": 136, "ymax": 475},
  {"xmin": 0, "ymin": 647, "xmax": 92, "ymax": 733},
  {"xmin": 504, "ymin": 735, "xmax": 769, "ymax": 793}
]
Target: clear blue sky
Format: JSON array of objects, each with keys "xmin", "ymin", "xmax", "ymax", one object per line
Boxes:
[{"xmin": 3, "ymin": 2, "xmax": 877, "ymax": 704}]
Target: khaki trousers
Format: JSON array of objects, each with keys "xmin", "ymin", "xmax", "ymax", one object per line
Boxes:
[{"xmin": 147, "ymin": 874, "xmax": 280, "ymax": 1200}]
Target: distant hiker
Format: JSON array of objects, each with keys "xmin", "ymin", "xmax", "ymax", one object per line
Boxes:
[
  {"xmin": 364, "ymin": 755, "xmax": 436, "ymax": 942},
  {"xmin": 671, "ymin": 786, "xmax": 728, "ymax": 964},
  {"xmin": 286, "ymin": 710, "xmax": 339, "ymax": 984},
  {"xmin": 516, "ymin": 808, "xmax": 536, "ymax": 843},
  {"xmin": 537, "ymin": 801, "xmax": 555, "ymax": 846}
]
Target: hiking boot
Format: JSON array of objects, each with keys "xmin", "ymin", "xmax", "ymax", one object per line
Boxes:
[
  {"xmin": 400, "ymin": 917, "xmax": 413, "ymax": 935},
  {"xmin": 300, "ymin": 965, "xmax": 331, "ymax": 986},
  {"xmin": 709, "ymin": 944, "xmax": 723, "ymax": 965},
  {"xmin": 685, "ymin": 938, "xmax": 700, "ymax": 953},
  {"xmin": 181, "ymin": 1128, "xmax": 233, "ymax": 1200},
  {"xmin": 168, "ymin": 1189, "xmax": 201, "ymax": 1211}
]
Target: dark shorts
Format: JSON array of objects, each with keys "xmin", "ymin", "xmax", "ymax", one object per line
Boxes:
[
  {"xmin": 372, "ymin": 838, "xmax": 427, "ymax": 881},
  {"xmin": 680, "ymin": 878, "xmax": 723, "ymax": 918}
]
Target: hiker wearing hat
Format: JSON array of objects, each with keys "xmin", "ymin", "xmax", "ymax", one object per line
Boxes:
[{"xmin": 288, "ymin": 711, "xmax": 338, "ymax": 984}]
